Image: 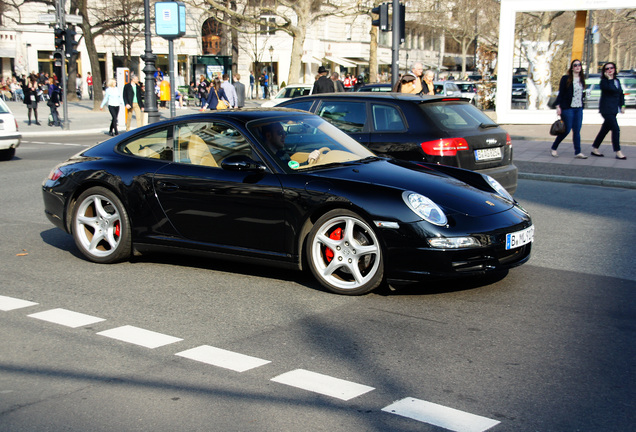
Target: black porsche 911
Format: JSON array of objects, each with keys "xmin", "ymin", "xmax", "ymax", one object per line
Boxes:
[{"xmin": 42, "ymin": 109, "xmax": 533, "ymax": 295}]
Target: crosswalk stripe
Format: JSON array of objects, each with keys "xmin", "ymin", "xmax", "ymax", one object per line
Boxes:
[
  {"xmin": 0, "ymin": 295, "xmax": 38, "ymax": 311},
  {"xmin": 28, "ymin": 308, "xmax": 105, "ymax": 328},
  {"xmin": 97, "ymin": 325, "xmax": 183, "ymax": 348},
  {"xmin": 176, "ymin": 345, "xmax": 271, "ymax": 372},
  {"xmin": 271, "ymin": 369, "xmax": 375, "ymax": 401},
  {"xmin": 382, "ymin": 397, "xmax": 500, "ymax": 432}
]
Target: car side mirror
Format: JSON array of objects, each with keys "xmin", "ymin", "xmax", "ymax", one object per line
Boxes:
[{"xmin": 221, "ymin": 155, "xmax": 266, "ymax": 172}]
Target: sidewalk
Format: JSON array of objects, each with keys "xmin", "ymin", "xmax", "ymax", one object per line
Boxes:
[{"xmin": 8, "ymin": 99, "xmax": 636, "ymax": 189}]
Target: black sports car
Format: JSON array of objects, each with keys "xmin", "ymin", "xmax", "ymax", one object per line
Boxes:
[{"xmin": 42, "ymin": 109, "xmax": 533, "ymax": 295}]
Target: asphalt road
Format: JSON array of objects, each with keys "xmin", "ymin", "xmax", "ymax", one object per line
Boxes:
[{"xmin": 1, "ymin": 138, "xmax": 634, "ymax": 431}]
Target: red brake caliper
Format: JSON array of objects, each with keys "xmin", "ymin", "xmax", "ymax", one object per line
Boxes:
[
  {"xmin": 325, "ymin": 227, "xmax": 342, "ymax": 262},
  {"xmin": 114, "ymin": 221, "xmax": 120, "ymax": 238}
]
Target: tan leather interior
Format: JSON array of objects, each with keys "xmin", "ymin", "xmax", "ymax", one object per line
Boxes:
[{"xmin": 187, "ymin": 134, "xmax": 218, "ymax": 167}]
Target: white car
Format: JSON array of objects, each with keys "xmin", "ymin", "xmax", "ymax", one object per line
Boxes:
[
  {"xmin": 261, "ymin": 84, "xmax": 313, "ymax": 107},
  {"xmin": 0, "ymin": 98, "xmax": 21, "ymax": 161}
]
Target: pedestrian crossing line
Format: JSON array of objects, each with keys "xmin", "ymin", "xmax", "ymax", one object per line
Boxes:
[
  {"xmin": 0, "ymin": 294, "xmax": 38, "ymax": 311},
  {"xmin": 381, "ymin": 397, "xmax": 500, "ymax": 432},
  {"xmin": 97, "ymin": 325, "xmax": 183, "ymax": 349},
  {"xmin": 176, "ymin": 345, "xmax": 271, "ymax": 372},
  {"xmin": 3, "ymin": 293, "xmax": 505, "ymax": 429},
  {"xmin": 271, "ymin": 369, "xmax": 375, "ymax": 401},
  {"xmin": 28, "ymin": 308, "xmax": 106, "ymax": 328}
]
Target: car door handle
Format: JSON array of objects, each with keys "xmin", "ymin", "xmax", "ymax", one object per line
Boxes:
[{"xmin": 156, "ymin": 181, "xmax": 179, "ymax": 192}]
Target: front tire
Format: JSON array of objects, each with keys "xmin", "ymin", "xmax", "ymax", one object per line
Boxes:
[
  {"xmin": 72, "ymin": 187, "xmax": 132, "ymax": 264},
  {"xmin": 307, "ymin": 209, "xmax": 384, "ymax": 295}
]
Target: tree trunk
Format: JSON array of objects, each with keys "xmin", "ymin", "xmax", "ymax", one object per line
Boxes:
[
  {"xmin": 79, "ymin": 0, "xmax": 103, "ymax": 111},
  {"xmin": 370, "ymin": 27, "xmax": 378, "ymax": 83},
  {"xmin": 287, "ymin": 24, "xmax": 306, "ymax": 84}
]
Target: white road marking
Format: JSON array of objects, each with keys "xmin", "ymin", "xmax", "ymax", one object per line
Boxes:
[
  {"xmin": 97, "ymin": 325, "xmax": 183, "ymax": 348},
  {"xmin": 28, "ymin": 308, "xmax": 105, "ymax": 328},
  {"xmin": 25, "ymin": 141, "xmax": 85, "ymax": 146},
  {"xmin": 176, "ymin": 345, "xmax": 271, "ymax": 372},
  {"xmin": 0, "ymin": 295, "xmax": 38, "ymax": 311},
  {"xmin": 382, "ymin": 397, "xmax": 500, "ymax": 432},
  {"xmin": 271, "ymin": 369, "xmax": 375, "ymax": 401}
]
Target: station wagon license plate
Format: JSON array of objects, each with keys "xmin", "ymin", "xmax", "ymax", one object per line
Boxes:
[
  {"xmin": 474, "ymin": 147, "xmax": 501, "ymax": 161},
  {"xmin": 506, "ymin": 225, "xmax": 534, "ymax": 250}
]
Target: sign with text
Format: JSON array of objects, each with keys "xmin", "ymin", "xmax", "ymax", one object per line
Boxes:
[{"xmin": 155, "ymin": 2, "xmax": 186, "ymax": 40}]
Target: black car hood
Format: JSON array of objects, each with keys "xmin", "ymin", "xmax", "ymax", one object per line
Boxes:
[{"xmin": 312, "ymin": 158, "xmax": 514, "ymax": 217}]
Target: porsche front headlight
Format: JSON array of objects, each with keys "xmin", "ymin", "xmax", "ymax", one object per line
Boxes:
[
  {"xmin": 403, "ymin": 192, "xmax": 447, "ymax": 226},
  {"xmin": 484, "ymin": 175, "xmax": 513, "ymax": 202}
]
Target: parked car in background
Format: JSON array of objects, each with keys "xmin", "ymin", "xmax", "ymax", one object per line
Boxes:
[
  {"xmin": 42, "ymin": 109, "xmax": 532, "ymax": 295},
  {"xmin": 453, "ymin": 81, "xmax": 477, "ymax": 104},
  {"xmin": 512, "ymin": 75, "xmax": 527, "ymax": 102},
  {"xmin": 355, "ymin": 83, "xmax": 392, "ymax": 92},
  {"xmin": 261, "ymin": 84, "xmax": 313, "ymax": 107},
  {"xmin": 276, "ymin": 92, "xmax": 518, "ymax": 194},
  {"xmin": 433, "ymin": 81, "xmax": 462, "ymax": 97},
  {"xmin": 0, "ymin": 98, "xmax": 21, "ymax": 161}
]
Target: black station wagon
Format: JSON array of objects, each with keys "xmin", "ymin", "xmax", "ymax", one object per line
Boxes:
[{"xmin": 277, "ymin": 93, "xmax": 518, "ymax": 194}]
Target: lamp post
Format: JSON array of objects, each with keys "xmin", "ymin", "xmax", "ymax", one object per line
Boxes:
[
  {"xmin": 141, "ymin": 0, "xmax": 159, "ymax": 124},
  {"xmin": 269, "ymin": 45, "xmax": 274, "ymax": 98}
]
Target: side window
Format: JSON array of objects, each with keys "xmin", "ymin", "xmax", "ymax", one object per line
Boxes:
[
  {"xmin": 283, "ymin": 100, "xmax": 314, "ymax": 112},
  {"xmin": 372, "ymin": 104, "xmax": 405, "ymax": 132},
  {"xmin": 118, "ymin": 128, "xmax": 172, "ymax": 160},
  {"xmin": 175, "ymin": 121, "xmax": 253, "ymax": 168},
  {"xmin": 316, "ymin": 101, "xmax": 367, "ymax": 133}
]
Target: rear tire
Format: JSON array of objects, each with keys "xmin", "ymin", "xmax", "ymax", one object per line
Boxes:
[
  {"xmin": 306, "ymin": 209, "xmax": 384, "ymax": 295},
  {"xmin": 0, "ymin": 148, "xmax": 16, "ymax": 161},
  {"xmin": 72, "ymin": 187, "xmax": 132, "ymax": 264}
]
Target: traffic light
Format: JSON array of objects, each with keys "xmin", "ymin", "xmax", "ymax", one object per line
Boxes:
[
  {"xmin": 54, "ymin": 27, "xmax": 65, "ymax": 52},
  {"xmin": 371, "ymin": 3, "xmax": 389, "ymax": 32},
  {"xmin": 399, "ymin": 3, "xmax": 406, "ymax": 43},
  {"xmin": 65, "ymin": 28, "xmax": 79, "ymax": 58}
]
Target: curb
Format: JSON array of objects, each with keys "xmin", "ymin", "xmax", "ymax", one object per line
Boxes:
[{"xmin": 519, "ymin": 172, "xmax": 636, "ymax": 190}]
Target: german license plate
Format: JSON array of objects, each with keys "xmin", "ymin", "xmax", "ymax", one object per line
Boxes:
[
  {"xmin": 506, "ymin": 225, "xmax": 534, "ymax": 250},
  {"xmin": 474, "ymin": 147, "xmax": 501, "ymax": 161}
]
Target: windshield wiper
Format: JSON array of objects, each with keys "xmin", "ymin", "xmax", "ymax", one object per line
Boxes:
[{"xmin": 479, "ymin": 122, "xmax": 499, "ymax": 129}]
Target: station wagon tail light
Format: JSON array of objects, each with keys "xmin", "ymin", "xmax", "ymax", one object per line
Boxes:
[
  {"xmin": 506, "ymin": 133, "xmax": 512, "ymax": 145},
  {"xmin": 421, "ymin": 138, "xmax": 469, "ymax": 156}
]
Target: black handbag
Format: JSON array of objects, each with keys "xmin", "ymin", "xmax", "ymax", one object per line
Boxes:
[{"xmin": 550, "ymin": 117, "xmax": 565, "ymax": 136}]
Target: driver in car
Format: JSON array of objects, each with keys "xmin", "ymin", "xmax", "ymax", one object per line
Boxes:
[{"xmin": 262, "ymin": 122, "xmax": 321, "ymax": 168}]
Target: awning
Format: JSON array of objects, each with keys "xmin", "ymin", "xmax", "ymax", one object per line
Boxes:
[
  {"xmin": 301, "ymin": 55, "xmax": 322, "ymax": 65},
  {"xmin": 0, "ymin": 46, "xmax": 16, "ymax": 58},
  {"xmin": 343, "ymin": 57, "xmax": 369, "ymax": 66},
  {"xmin": 378, "ymin": 58, "xmax": 392, "ymax": 65},
  {"xmin": 325, "ymin": 56, "xmax": 356, "ymax": 68}
]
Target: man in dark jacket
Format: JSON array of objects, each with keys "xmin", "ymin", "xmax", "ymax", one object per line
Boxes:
[
  {"xmin": 123, "ymin": 74, "xmax": 144, "ymax": 131},
  {"xmin": 312, "ymin": 66, "xmax": 334, "ymax": 94}
]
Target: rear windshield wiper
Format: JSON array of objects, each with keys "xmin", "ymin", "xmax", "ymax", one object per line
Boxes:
[{"xmin": 479, "ymin": 122, "xmax": 499, "ymax": 129}]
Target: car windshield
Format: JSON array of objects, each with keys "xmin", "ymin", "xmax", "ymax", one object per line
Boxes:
[
  {"xmin": 419, "ymin": 101, "xmax": 497, "ymax": 131},
  {"xmin": 0, "ymin": 98, "xmax": 10, "ymax": 114},
  {"xmin": 247, "ymin": 114, "xmax": 375, "ymax": 172},
  {"xmin": 457, "ymin": 84, "xmax": 476, "ymax": 92}
]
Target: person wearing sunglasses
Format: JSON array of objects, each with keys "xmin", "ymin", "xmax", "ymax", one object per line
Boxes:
[
  {"xmin": 261, "ymin": 122, "xmax": 320, "ymax": 167},
  {"xmin": 590, "ymin": 62, "xmax": 627, "ymax": 159},
  {"xmin": 551, "ymin": 59, "xmax": 587, "ymax": 158}
]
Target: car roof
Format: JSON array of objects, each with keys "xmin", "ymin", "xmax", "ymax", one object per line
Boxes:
[{"xmin": 278, "ymin": 92, "xmax": 469, "ymax": 104}]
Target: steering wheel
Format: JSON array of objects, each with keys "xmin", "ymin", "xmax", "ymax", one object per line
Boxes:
[{"xmin": 308, "ymin": 147, "xmax": 330, "ymax": 165}]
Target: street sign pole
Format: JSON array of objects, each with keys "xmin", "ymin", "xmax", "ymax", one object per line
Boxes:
[{"xmin": 56, "ymin": 0, "xmax": 70, "ymax": 130}]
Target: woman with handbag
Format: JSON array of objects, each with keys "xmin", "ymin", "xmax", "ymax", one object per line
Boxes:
[
  {"xmin": 23, "ymin": 75, "xmax": 41, "ymax": 126},
  {"xmin": 590, "ymin": 62, "xmax": 627, "ymax": 160},
  {"xmin": 200, "ymin": 77, "xmax": 230, "ymax": 111},
  {"xmin": 550, "ymin": 60, "xmax": 587, "ymax": 159}
]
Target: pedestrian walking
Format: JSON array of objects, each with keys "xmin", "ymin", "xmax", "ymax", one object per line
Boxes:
[
  {"xmin": 330, "ymin": 73, "xmax": 345, "ymax": 92},
  {"xmin": 400, "ymin": 62, "xmax": 424, "ymax": 95},
  {"xmin": 23, "ymin": 75, "xmax": 41, "ymax": 125},
  {"xmin": 312, "ymin": 66, "xmax": 333, "ymax": 94},
  {"xmin": 123, "ymin": 74, "xmax": 144, "ymax": 131},
  {"xmin": 233, "ymin": 73, "xmax": 246, "ymax": 108},
  {"xmin": 100, "ymin": 78, "xmax": 122, "ymax": 136},
  {"xmin": 197, "ymin": 75, "xmax": 208, "ymax": 107},
  {"xmin": 221, "ymin": 74, "xmax": 238, "ymax": 108},
  {"xmin": 86, "ymin": 72, "xmax": 93, "ymax": 100},
  {"xmin": 200, "ymin": 77, "xmax": 230, "ymax": 111},
  {"xmin": 46, "ymin": 77, "xmax": 62, "ymax": 127},
  {"xmin": 590, "ymin": 62, "xmax": 627, "ymax": 160},
  {"xmin": 550, "ymin": 59, "xmax": 587, "ymax": 159},
  {"xmin": 249, "ymin": 72, "xmax": 255, "ymax": 99}
]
